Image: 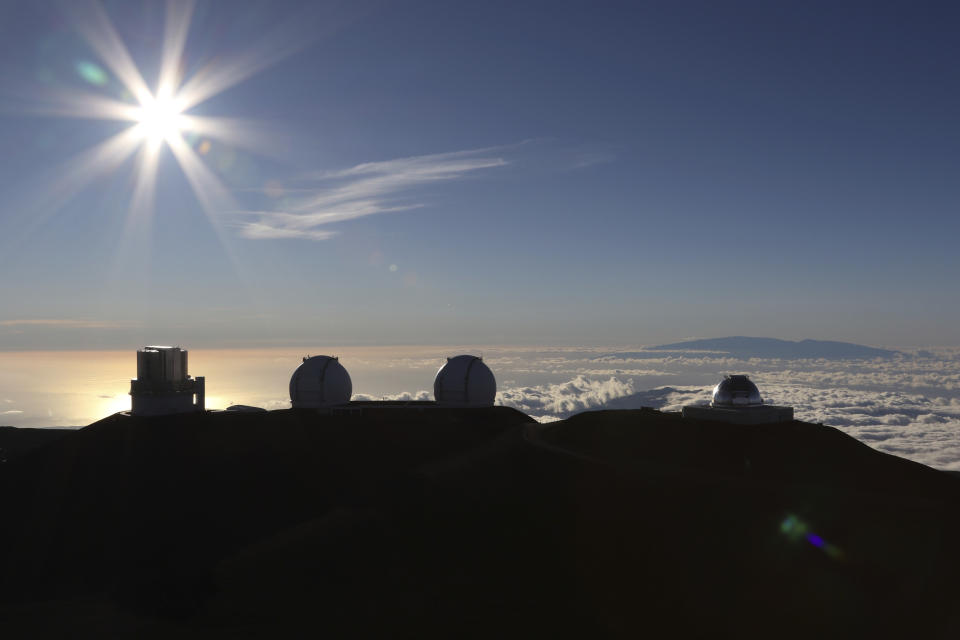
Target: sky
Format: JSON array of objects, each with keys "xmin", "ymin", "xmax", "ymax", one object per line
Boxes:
[{"xmin": 0, "ymin": 0, "xmax": 959, "ymax": 350}]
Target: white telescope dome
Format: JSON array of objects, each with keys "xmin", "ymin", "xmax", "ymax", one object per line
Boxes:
[
  {"xmin": 433, "ymin": 355, "xmax": 496, "ymax": 407},
  {"xmin": 711, "ymin": 374, "xmax": 763, "ymax": 407},
  {"xmin": 289, "ymin": 355, "xmax": 352, "ymax": 408}
]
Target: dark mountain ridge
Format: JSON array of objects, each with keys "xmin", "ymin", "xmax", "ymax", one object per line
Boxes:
[
  {"xmin": 1, "ymin": 406, "xmax": 958, "ymax": 638},
  {"xmin": 598, "ymin": 336, "xmax": 900, "ymax": 360}
]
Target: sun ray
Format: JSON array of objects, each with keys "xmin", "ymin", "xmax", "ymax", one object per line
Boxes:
[
  {"xmin": 166, "ymin": 133, "xmax": 237, "ymax": 214},
  {"xmin": 158, "ymin": 0, "xmax": 196, "ymax": 98},
  {"xmin": 63, "ymin": 0, "xmax": 153, "ymax": 104},
  {"xmin": 128, "ymin": 144, "xmax": 161, "ymax": 222},
  {"xmin": 41, "ymin": 125, "xmax": 144, "ymax": 210},
  {"xmin": 176, "ymin": 1, "xmax": 365, "ymax": 112},
  {"xmin": 165, "ymin": 130, "xmax": 251, "ymax": 281},
  {"xmin": 1, "ymin": 125, "xmax": 144, "ymax": 251},
  {"xmin": 173, "ymin": 7, "xmax": 330, "ymax": 112},
  {"xmin": 15, "ymin": 87, "xmax": 140, "ymax": 122},
  {"xmin": 175, "ymin": 52, "xmax": 279, "ymax": 114},
  {"xmin": 176, "ymin": 114, "xmax": 289, "ymax": 157},
  {"xmin": 108, "ymin": 144, "xmax": 161, "ymax": 281}
]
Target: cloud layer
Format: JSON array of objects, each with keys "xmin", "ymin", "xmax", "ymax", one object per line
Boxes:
[
  {"xmin": 497, "ymin": 375, "xmax": 635, "ymax": 418},
  {"xmin": 484, "ymin": 348, "xmax": 960, "ymax": 471}
]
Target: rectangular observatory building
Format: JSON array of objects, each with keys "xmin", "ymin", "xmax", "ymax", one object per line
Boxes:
[{"xmin": 130, "ymin": 346, "xmax": 205, "ymax": 416}]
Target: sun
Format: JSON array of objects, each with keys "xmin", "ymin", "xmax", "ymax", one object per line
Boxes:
[
  {"xmin": 21, "ymin": 0, "xmax": 315, "ymax": 232},
  {"xmin": 133, "ymin": 90, "xmax": 185, "ymax": 148},
  {"xmin": 23, "ymin": 0, "xmax": 245, "ymax": 224}
]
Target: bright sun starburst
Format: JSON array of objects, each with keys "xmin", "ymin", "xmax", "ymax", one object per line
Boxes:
[
  {"xmin": 22, "ymin": 0, "xmax": 314, "ymax": 236},
  {"xmin": 134, "ymin": 91, "xmax": 186, "ymax": 149}
]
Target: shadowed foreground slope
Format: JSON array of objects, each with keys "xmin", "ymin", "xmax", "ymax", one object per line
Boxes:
[
  {"xmin": 1, "ymin": 407, "xmax": 959, "ymax": 638},
  {"xmin": 0, "ymin": 426, "xmax": 73, "ymax": 462}
]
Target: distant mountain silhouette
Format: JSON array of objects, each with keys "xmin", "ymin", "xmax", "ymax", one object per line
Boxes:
[
  {"xmin": 1, "ymin": 406, "xmax": 958, "ymax": 637},
  {"xmin": 599, "ymin": 336, "xmax": 900, "ymax": 360}
]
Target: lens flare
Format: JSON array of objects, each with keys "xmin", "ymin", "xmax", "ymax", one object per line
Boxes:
[
  {"xmin": 780, "ymin": 514, "xmax": 844, "ymax": 560},
  {"xmin": 75, "ymin": 60, "xmax": 108, "ymax": 86}
]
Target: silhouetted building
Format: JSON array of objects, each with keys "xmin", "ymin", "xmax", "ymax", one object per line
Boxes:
[
  {"xmin": 289, "ymin": 355, "xmax": 353, "ymax": 408},
  {"xmin": 434, "ymin": 355, "xmax": 496, "ymax": 407},
  {"xmin": 682, "ymin": 374, "xmax": 792, "ymax": 424},
  {"xmin": 130, "ymin": 346, "xmax": 205, "ymax": 416}
]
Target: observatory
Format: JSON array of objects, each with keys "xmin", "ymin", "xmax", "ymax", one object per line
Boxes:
[
  {"xmin": 712, "ymin": 375, "xmax": 764, "ymax": 407},
  {"xmin": 129, "ymin": 346, "xmax": 205, "ymax": 416},
  {"xmin": 289, "ymin": 355, "xmax": 353, "ymax": 408},
  {"xmin": 434, "ymin": 355, "xmax": 496, "ymax": 407},
  {"xmin": 682, "ymin": 374, "xmax": 793, "ymax": 424},
  {"xmin": 284, "ymin": 354, "xmax": 498, "ymax": 415}
]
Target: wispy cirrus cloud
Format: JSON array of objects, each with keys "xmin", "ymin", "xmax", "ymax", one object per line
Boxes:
[{"xmin": 236, "ymin": 147, "xmax": 508, "ymax": 241}]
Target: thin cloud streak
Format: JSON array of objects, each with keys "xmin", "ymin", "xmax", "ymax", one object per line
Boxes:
[
  {"xmin": 0, "ymin": 319, "xmax": 127, "ymax": 329},
  {"xmin": 237, "ymin": 223, "xmax": 337, "ymax": 241},
  {"xmin": 237, "ymin": 148, "xmax": 508, "ymax": 241}
]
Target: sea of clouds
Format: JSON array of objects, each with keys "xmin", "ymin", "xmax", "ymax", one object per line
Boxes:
[
  {"xmin": 456, "ymin": 347, "xmax": 960, "ymax": 471},
  {"xmin": 344, "ymin": 346, "xmax": 960, "ymax": 469}
]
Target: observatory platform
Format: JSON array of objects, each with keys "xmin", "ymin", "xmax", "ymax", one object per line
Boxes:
[
  {"xmin": 681, "ymin": 404, "xmax": 794, "ymax": 425},
  {"xmin": 682, "ymin": 374, "xmax": 793, "ymax": 425}
]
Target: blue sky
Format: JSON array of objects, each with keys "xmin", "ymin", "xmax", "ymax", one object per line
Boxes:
[{"xmin": 0, "ymin": 0, "xmax": 958, "ymax": 349}]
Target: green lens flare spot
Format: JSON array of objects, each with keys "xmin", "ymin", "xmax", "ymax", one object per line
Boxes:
[{"xmin": 75, "ymin": 60, "xmax": 108, "ymax": 86}]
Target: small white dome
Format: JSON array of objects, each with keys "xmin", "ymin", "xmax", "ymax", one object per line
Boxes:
[
  {"xmin": 433, "ymin": 355, "xmax": 496, "ymax": 407},
  {"xmin": 289, "ymin": 355, "xmax": 352, "ymax": 408}
]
